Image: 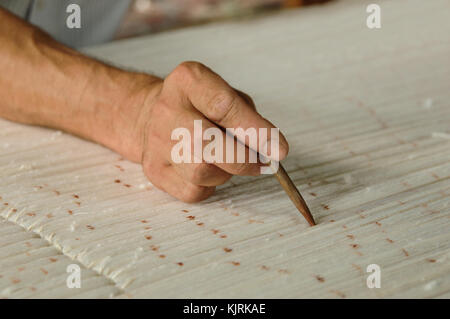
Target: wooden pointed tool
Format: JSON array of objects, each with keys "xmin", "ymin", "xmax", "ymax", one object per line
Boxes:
[{"xmin": 274, "ymin": 163, "xmax": 316, "ymax": 226}]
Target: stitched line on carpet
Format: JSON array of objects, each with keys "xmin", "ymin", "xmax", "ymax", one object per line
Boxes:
[{"xmin": 0, "ymin": 213, "xmax": 126, "ymax": 298}]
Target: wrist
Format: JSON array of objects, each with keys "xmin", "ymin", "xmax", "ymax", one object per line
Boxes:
[
  {"xmin": 106, "ymin": 69, "xmax": 163, "ymax": 163},
  {"xmin": 53, "ymin": 55, "xmax": 163, "ymax": 163}
]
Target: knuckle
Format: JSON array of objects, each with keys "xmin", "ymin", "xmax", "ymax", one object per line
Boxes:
[
  {"xmin": 237, "ymin": 90, "xmax": 255, "ymax": 109},
  {"xmin": 169, "ymin": 63, "xmax": 191, "ymax": 84},
  {"xmin": 180, "ymin": 185, "xmax": 208, "ymax": 203},
  {"xmin": 207, "ymin": 90, "xmax": 237, "ymax": 121},
  {"xmin": 180, "ymin": 61, "xmax": 203, "ymax": 70},
  {"xmin": 173, "ymin": 61, "xmax": 205, "ymax": 82},
  {"xmin": 191, "ymin": 163, "xmax": 213, "ymax": 184}
]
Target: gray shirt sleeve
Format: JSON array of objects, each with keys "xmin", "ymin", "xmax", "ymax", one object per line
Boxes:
[
  {"xmin": 0, "ymin": 0, "xmax": 131, "ymax": 48},
  {"xmin": 0, "ymin": 0, "xmax": 33, "ymax": 17}
]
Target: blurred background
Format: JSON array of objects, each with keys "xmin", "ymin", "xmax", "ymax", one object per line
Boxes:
[{"xmin": 116, "ymin": 0, "xmax": 332, "ymax": 38}]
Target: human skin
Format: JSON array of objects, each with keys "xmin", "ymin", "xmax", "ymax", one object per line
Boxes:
[{"xmin": 0, "ymin": 8, "xmax": 289, "ymax": 202}]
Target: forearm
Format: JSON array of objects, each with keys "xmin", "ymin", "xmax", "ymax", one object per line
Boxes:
[{"xmin": 0, "ymin": 8, "xmax": 161, "ymax": 162}]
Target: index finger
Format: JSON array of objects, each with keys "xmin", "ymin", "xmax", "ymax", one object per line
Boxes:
[{"xmin": 173, "ymin": 62, "xmax": 289, "ymax": 161}]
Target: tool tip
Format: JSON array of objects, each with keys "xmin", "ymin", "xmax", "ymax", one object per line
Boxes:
[{"xmin": 305, "ymin": 212, "xmax": 316, "ymax": 227}]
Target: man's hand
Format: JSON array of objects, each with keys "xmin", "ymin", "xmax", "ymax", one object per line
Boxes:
[
  {"xmin": 126, "ymin": 62, "xmax": 289, "ymax": 202},
  {"xmin": 0, "ymin": 8, "xmax": 288, "ymax": 202}
]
